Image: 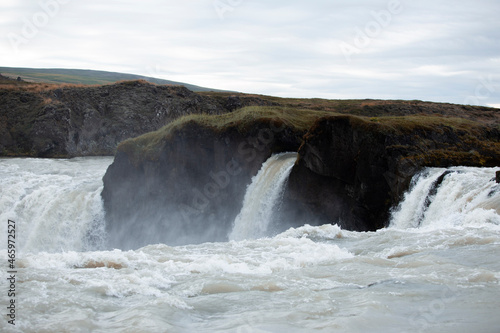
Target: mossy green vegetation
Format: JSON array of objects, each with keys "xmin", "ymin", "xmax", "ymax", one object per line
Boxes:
[
  {"xmin": 118, "ymin": 106, "xmax": 339, "ymax": 164},
  {"xmin": 200, "ymin": 92, "xmax": 499, "ymax": 125},
  {"xmin": 357, "ymin": 114, "xmax": 483, "ymax": 135},
  {"xmin": 118, "ymin": 104, "xmax": 499, "ymax": 168}
]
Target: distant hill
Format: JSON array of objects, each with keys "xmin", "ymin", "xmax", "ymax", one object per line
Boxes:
[{"xmin": 0, "ymin": 66, "xmax": 229, "ymax": 92}]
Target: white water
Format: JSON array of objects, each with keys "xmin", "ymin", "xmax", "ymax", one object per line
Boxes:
[
  {"xmin": 1, "ymin": 159, "xmax": 500, "ymax": 333},
  {"xmin": 229, "ymin": 152, "xmax": 297, "ymax": 241},
  {"xmin": 391, "ymin": 167, "xmax": 500, "ymax": 229},
  {"xmin": 0, "ymin": 157, "xmax": 111, "ymax": 253}
]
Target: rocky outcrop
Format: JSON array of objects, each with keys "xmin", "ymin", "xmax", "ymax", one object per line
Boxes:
[
  {"xmin": 0, "ymin": 80, "xmax": 277, "ymax": 157},
  {"xmin": 4, "ymin": 77, "xmax": 498, "ymax": 243},
  {"xmin": 102, "ymin": 110, "xmax": 308, "ymax": 249},
  {"xmin": 101, "ymin": 105, "xmax": 500, "ymax": 248},
  {"xmin": 283, "ymin": 115, "xmax": 500, "ymax": 230}
]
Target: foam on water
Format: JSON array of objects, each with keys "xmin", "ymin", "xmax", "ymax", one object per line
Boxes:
[
  {"xmin": 1, "ymin": 158, "xmax": 500, "ymax": 332},
  {"xmin": 5, "ymin": 223, "xmax": 499, "ymax": 332},
  {"xmin": 0, "ymin": 157, "xmax": 113, "ymax": 253},
  {"xmin": 390, "ymin": 166, "xmax": 500, "ymax": 230}
]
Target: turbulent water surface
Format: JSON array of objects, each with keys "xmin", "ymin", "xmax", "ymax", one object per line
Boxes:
[{"xmin": 1, "ymin": 157, "xmax": 500, "ymax": 333}]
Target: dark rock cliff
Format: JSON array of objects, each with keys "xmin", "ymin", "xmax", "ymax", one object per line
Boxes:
[
  {"xmin": 102, "ymin": 112, "xmax": 307, "ymax": 249},
  {"xmin": 101, "ymin": 105, "xmax": 499, "ymax": 248},
  {"xmin": 0, "ymin": 80, "xmax": 276, "ymax": 157},
  {"xmin": 4, "ymin": 78, "xmax": 498, "ymax": 246},
  {"xmin": 283, "ymin": 115, "xmax": 500, "ymax": 231}
]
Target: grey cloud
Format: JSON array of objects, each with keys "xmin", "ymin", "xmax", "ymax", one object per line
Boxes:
[{"xmin": 0, "ymin": 0, "xmax": 498, "ymax": 106}]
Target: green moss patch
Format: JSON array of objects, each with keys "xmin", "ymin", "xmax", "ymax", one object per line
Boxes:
[
  {"xmin": 117, "ymin": 106, "xmax": 340, "ymax": 165},
  {"xmin": 118, "ymin": 105, "xmax": 499, "ymax": 168}
]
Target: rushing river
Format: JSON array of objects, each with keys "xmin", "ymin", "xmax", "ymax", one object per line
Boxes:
[{"xmin": 1, "ymin": 157, "xmax": 499, "ymax": 332}]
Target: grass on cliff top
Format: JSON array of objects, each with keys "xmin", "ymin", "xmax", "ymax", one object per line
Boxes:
[
  {"xmin": 0, "ymin": 77, "xmax": 161, "ymax": 93},
  {"xmin": 118, "ymin": 105, "xmax": 492, "ymax": 166},
  {"xmin": 0, "ymin": 80, "xmax": 98, "ymax": 92},
  {"xmin": 363, "ymin": 114, "xmax": 484, "ymax": 134},
  {"xmin": 118, "ymin": 106, "xmax": 338, "ymax": 163},
  {"xmin": 200, "ymin": 91, "xmax": 500, "ymax": 127}
]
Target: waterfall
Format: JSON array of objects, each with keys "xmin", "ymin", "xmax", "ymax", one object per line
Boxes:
[
  {"xmin": 390, "ymin": 167, "xmax": 500, "ymax": 229},
  {"xmin": 0, "ymin": 157, "xmax": 113, "ymax": 253},
  {"xmin": 229, "ymin": 152, "xmax": 297, "ymax": 241}
]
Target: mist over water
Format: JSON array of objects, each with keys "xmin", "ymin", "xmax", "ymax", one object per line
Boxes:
[{"xmin": 1, "ymin": 157, "xmax": 499, "ymax": 332}]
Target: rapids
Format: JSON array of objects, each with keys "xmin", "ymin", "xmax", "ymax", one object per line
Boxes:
[{"xmin": 1, "ymin": 157, "xmax": 499, "ymax": 332}]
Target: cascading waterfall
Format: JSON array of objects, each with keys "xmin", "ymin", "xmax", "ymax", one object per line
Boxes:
[
  {"xmin": 1, "ymin": 153, "xmax": 300, "ymax": 252},
  {"xmin": 0, "ymin": 157, "xmax": 113, "ymax": 253},
  {"xmin": 390, "ymin": 166, "xmax": 500, "ymax": 229},
  {"xmin": 2, "ymin": 158, "xmax": 500, "ymax": 332},
  {"xmin": 5, "ymin": 156, "xmax": 498, "ymax": 253},
  {"xmin": 228, "ymin": 152, "xmax": 298, "ymax": 241}
]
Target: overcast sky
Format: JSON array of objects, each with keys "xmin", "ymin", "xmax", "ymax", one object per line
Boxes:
[{"xmin": 1, "ymin": 0, "xmax": 499, "ymax": 107}]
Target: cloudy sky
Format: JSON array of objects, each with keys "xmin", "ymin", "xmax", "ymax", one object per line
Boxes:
[{"xmin": 1, "ymin": 0, "xmax": 499, "ymax": 107}]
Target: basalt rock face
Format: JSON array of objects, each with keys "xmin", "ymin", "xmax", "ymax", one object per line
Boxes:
[
  {"xmin": 101, "ymin": 103, "xmax": 500, "ymax": 246},
  {"xmin": 283, "ymin": 116, "xmax": 500, "ymax": 231},
  {"xmin": 102, "ymin": 117, "xmax": 306, "ymax": 249},
  {"xmin": 0, "ymin": 81, "xmax": 276, "ymax": 157}
]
